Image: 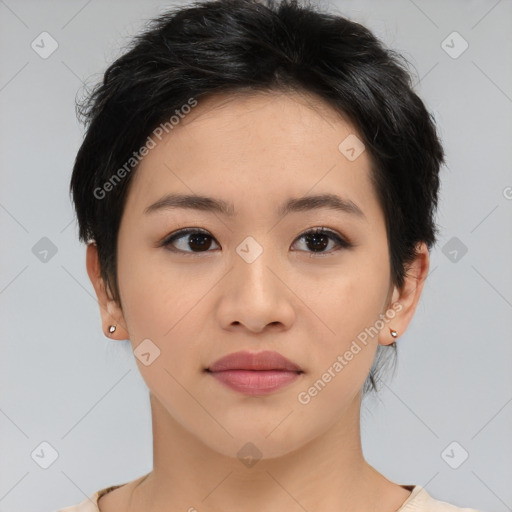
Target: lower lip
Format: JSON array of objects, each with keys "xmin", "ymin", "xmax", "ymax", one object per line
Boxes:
[{"xmin": 207, "ymin": 370, "xmax": 302, "ymax": 396}]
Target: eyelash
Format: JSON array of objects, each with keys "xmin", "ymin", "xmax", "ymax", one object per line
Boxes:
[{"xmin": 160, "ymin": 227, "xmax": 352, "ymax": 256}]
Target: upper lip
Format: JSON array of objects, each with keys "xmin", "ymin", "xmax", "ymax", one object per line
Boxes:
[{"xmin": 207, "ymin": 350, "xmax": 303, "ymax": 372}]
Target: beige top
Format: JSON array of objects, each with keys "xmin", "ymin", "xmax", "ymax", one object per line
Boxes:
[{"xmin": 56, "ymin": 482, "xmax": 483, "ymax": 512}]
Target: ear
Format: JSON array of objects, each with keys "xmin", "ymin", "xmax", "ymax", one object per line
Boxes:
[
  {"xmin": 378, "ymin": 242, "xmax": 430, "ymax": 346},
  {"xmin": 86, "ymin": 242, "xmax": 129, "ymax": 340}
]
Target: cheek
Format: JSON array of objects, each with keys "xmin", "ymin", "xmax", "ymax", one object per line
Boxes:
[
  {"xmin": 116, "ymin": 246, "xmax": 209, "ymax": 363},
  {"xmin": 299, "ymin": 258, "xmax": 388, "ymax": 371},
  {"xmin": 312, "ymin": 263, "xmax": 388, "ymax": 332},
  {"xmin": 117, "ymin": 241, "xmax": 186, "ymax": 326},
  {"xmin": 116, "ymin": 260, "xmax": 205, "ymax": 395},
  {"xmin": 296, "ymin": 279, "xmax": 383, "ymax": 411}
]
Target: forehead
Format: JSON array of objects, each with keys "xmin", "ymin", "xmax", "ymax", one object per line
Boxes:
[
  {"xmin": 125, "ymin": 89, "xmax": 379, "ymax": 221},
  {"xmin": 176, "ymin": 89, "xmax": 355, "ymax": 146}
]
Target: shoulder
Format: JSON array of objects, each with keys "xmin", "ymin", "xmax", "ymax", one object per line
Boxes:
[
  {"xmin": 55, "ymin": 483, "xmax": 484, "ymax": 512},
  {"xmin": 55, "ymin": 483, "xmax": 123, "ymax": 512},
  {"xmin": 55, "ymin": 492, "xmax": 100, "ymax": 512},
  {"xmin": 56, "ymin": 473, "xmax": 149, "ymax": 512},
  {"xmin": 400, "ymin": 485, "xmax": 484, "ymax": 512}
]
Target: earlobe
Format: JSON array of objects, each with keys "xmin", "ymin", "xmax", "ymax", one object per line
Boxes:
[
  {"xmin": 378, "ymin": 242, "xmax": 430, "ymax": 346},
  {"xmin": 85, "ymin": 242, "xmax": 129, "ymax": 340},
  {"xmin": 104, "ymin": 298, "xmax": 129, "ymax": 339}
]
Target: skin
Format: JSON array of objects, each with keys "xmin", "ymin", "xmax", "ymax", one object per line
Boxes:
[{"xmin": 86, "ymin": 89, "xmax": 429, "ymax": 512}]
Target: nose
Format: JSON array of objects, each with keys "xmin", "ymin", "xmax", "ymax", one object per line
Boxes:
[{"xmin": 215, "ymin": 246, "xmax": 296, "ymax": 334}]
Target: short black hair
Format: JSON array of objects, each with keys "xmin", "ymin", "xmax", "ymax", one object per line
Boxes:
[{"xmin": 70, "ymin": 0, "xmax": 445, "ymax": 396}]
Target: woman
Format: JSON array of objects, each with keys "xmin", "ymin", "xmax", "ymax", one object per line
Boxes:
[{"xmin": 58, "ymin": 0, "xmax": 481, "ymax": 510}]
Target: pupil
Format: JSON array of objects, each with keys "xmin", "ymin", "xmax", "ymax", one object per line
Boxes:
[
  {"xmin": 306, "ymin": 233, "xmax": 328, "ymax": 252},
  {"xmin": 189, "ymin": 234, "xmax": 211, "ymax": 251}
]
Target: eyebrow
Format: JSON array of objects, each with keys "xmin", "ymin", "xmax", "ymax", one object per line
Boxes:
[{"xmin": 144, "ymin": 193, "xmax": 366, "ymax": 220}]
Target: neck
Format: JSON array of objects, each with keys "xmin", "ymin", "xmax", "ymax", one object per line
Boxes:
[{"xmin": 127, "ymin": 390, "xmax": 401, "ymax": 512}]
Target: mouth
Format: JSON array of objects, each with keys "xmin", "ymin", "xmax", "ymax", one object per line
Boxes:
[{"xmin": 205, "ymin": 350, "xmax": 304, "ymax": 396}]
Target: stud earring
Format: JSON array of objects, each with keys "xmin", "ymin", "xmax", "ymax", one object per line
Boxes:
[
  {"xmin": 389, "ymin": 328, "xmax": 398, "ymax": 339},
  {"xmin": 109, "ymin": 325, "xmax": 117, "ymax": 334}
]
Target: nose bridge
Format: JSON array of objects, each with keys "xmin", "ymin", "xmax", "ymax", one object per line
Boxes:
[
  {"xmin": 233, "ymin": 233, "xmax": 278, "ymax": 296},
  {"xmin": 214, "ymin": 232, "xmax": 295, "ymax": 332}
]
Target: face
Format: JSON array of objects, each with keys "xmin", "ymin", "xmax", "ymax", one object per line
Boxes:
[{"xmin": 89, "ymin": 90, "xmax": 423, "ymax": 460}]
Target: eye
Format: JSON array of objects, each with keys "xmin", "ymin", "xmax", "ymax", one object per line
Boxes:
[
  {"xmin": 161, "ymin": 227, "xmax": 352, "ymax": 255},
  {"xmin": 291, "ymin": 227, "xmax": 352, "ymax": 255},
  {"xmin": 162, "ymin": 228, "xmax": 220, "ymax": 254}
]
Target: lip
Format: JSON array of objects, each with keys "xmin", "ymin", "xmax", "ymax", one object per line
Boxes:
[
  {"xmin": 206, "ymin": 350, "xmax": 303, "ymax": 396},
  {"xmin": 207, "ymin": 350, "xmax": 303, "ymax": 372}
]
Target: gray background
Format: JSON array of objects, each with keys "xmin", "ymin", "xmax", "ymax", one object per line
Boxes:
[{"xmin": 1, "ymin": 0, "xmax": 511, "ymax": 511}]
